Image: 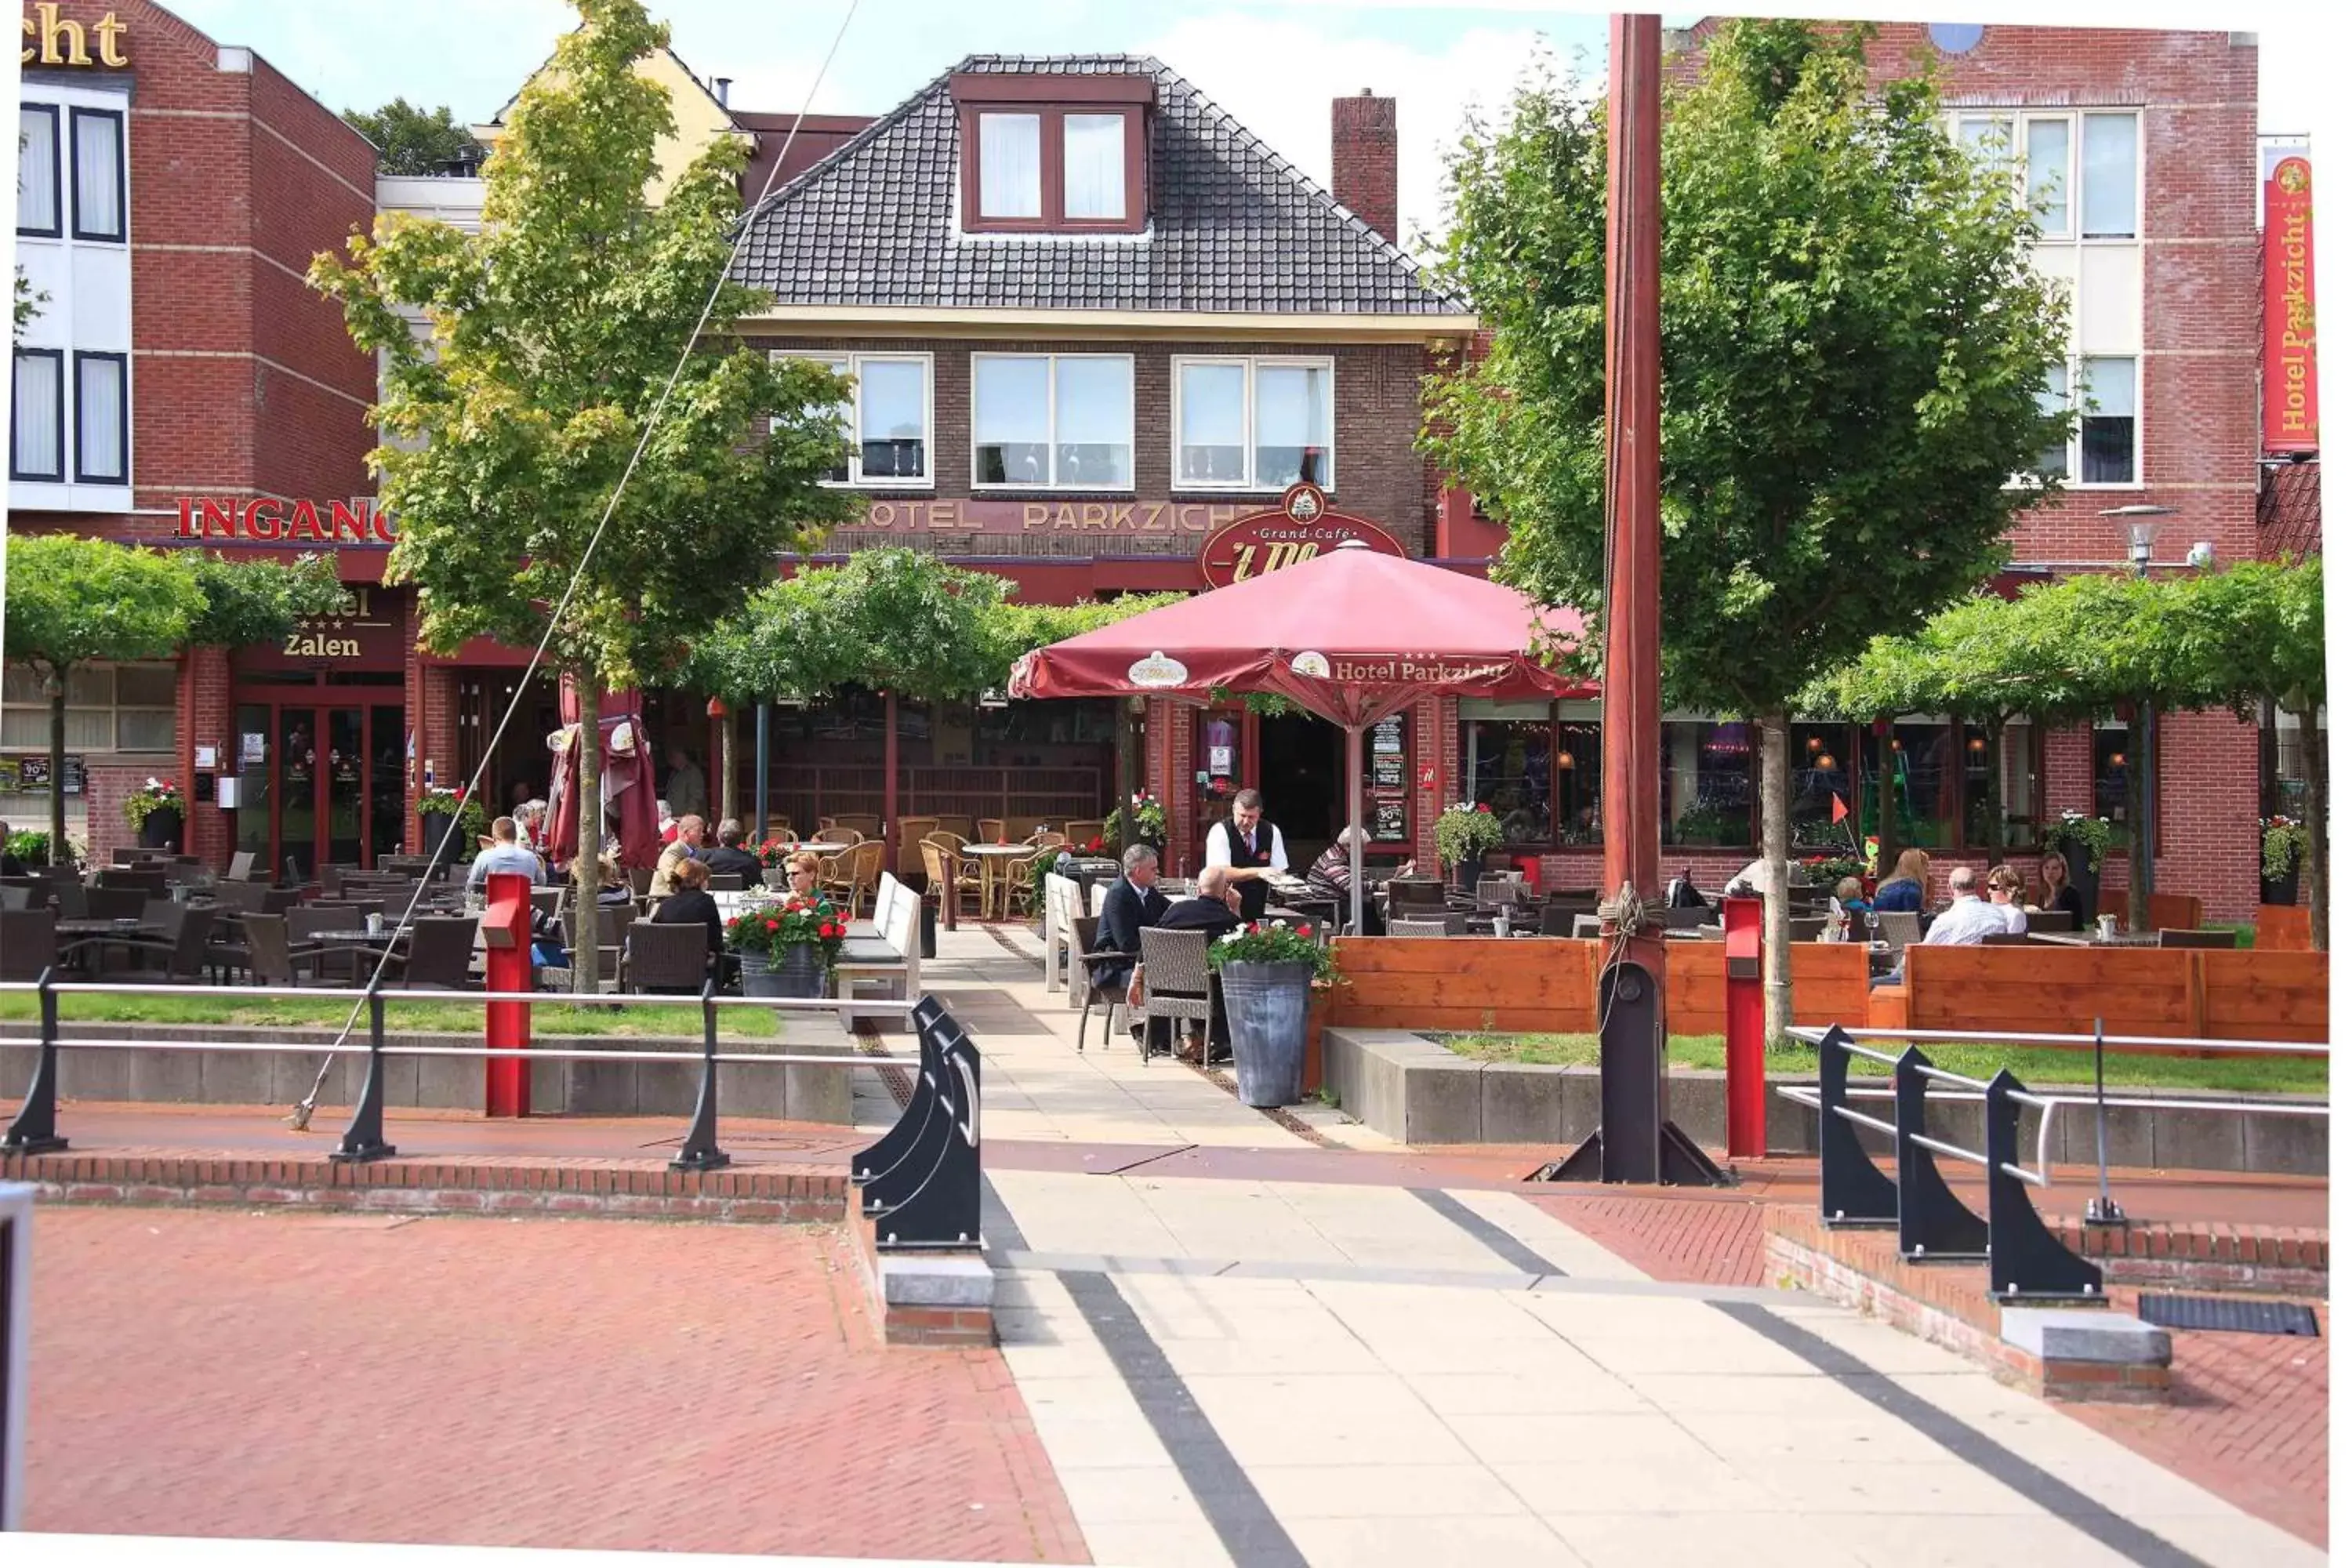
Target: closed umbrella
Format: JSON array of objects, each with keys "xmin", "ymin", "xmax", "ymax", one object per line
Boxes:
[{"xmin": 1010, "ymin": 544, "xmax": 1592, "ymax": 933}]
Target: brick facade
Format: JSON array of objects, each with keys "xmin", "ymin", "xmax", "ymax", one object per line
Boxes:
[{"xmin": 1330, "ymin": 91, "xmax": 1399, "ymax": 245}]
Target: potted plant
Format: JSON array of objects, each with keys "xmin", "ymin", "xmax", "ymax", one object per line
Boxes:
[
  {"xmin": 1436, "ymin": 801, "xmax": 1503, "ymax": 894},
  {"xmin": 1209, "ymin": 920, "xmax": 1337, "ymax": 1108},
  {"xmin": 2044, "ymin": 810, "xmax": 2113, "ymax": 916},
  {"xmin": 417, "ymin": 786, "xmax": 487, "ymax": 864},
  {"xmin": 1105, "ymin": 789, "xmax": 1167, "ymax": 852},
  {"xmin": 123, "ymin": 777, "xmax": 183, "ymax": 850},
  {"xmin": 726, "ymin": 891, "xmax": 846, "ymax": 999},
  {"xmin": 1799, "ymin": 852, "xmax": 1865, "ymax": 888},
  {"xmin": 2260, "ymin": 815, "xmax": 2308, "ymax": 906},
  {"xmin": 6, "ymin": 829, "xmax": 53, "ymax": 869},
  {"xmin": 756, "ymin": 837, "xmax": 797, "ymax": 889}
]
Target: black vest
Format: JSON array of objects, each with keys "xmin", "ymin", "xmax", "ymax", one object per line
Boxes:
[{"xmin": 1215, "ymin": 818, "xmax": 1273, "ymax": 920}]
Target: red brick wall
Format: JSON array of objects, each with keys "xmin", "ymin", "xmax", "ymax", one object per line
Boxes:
[
  {"xmin": 1330, "ymin": 93, "xmax": 1399, "ymax": 245},
  {"xmin": 177, "ymin": 647, "xmax": 234, "ymax": 866}
]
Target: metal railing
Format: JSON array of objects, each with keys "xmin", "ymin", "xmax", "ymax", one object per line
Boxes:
[
  {"xmin": 1780, "ymin": 1022, "xmax": 2329, "ymax": 1302},
  {"xmin": 0, "ymin": 972, "xmax": 924, "ymax": 1180}
]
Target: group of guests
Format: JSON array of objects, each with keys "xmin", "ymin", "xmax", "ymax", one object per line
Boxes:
[{"xmin": 1088, "ymin": 844, "xmax": 1254, "ymax": 1064}]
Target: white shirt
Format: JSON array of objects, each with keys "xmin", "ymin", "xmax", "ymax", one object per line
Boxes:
[
  {"xmin": 1994, "ymin": 900, "xmax": 2027, "ymax": 935},
  {"xmin": 1922, "ymin": 895, "xmax": 2013, "ymax": 947},
  {"xmin": 1203, "ymin": 818, "xmax": 1288, "ymax": 876}
]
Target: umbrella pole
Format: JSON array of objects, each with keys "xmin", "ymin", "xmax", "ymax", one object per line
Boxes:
[{"xmin": 1347, "ymin": 723, "xmax": 1364, "ymax": 938}]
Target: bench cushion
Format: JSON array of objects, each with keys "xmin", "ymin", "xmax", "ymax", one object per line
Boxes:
[{"xmin": 837, "ymin": 937, "xmax": 903, "ymax": 966}]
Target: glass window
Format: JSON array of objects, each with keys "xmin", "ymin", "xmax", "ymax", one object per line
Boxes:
[
  {"xmin": 2092, "ymin": 720, "xmax": 2144, "ymax": 841},
  {"xmin": 1054, "ymin": 355, "xmax": 1133, "ymax": 487},
  {"xmin": 70, "ymin": 107, "xmax": 123, "ymax": 242},
  {"xmin": 1254, "ymin": 362, "xmax": 1332, "ymax": 489},
  {"xmin": 12, "ymin": 350, "xmax": 64, "ymax": 481},
  {"xmin": 2080, "ymin": 357, "xmax": 2136, "ymax": 484},
  {"xmin": 2036, "ymin": 364, "xmax": 2073, "ymax": 479},
  {"xmin": 1791, "ymin": 724, "xmax": 1854, "ymax": 848},
  {"xmin": 855, "ymin": 358, "xmax": 927, "ymax": 481},
  {"xmin": 2081, "ymin": 114, "xmax": 2138, "ymax": 238},
  {"xmin": 74, "ymin": 352, "xmax": 126, "ymax": 483},
  {"xmin": 1888, "ymin": 721, "xmax": 1955, "ymax": 849},
  {"xmin": 1, "ymin": 662, "xmax": 174, "ymax": 753},
  {"xmin": 975, "ymin": 354, "xmax": 1132, "ymax": 488},
  {"xmin": 18, "ymin": 105, "xmax": 59, "ymax": 235},
  {"xmin": 977, "ymin": 112, "xmax": 1041, "ymax": 220},
  {"xmin": 1553, "ymin": 721, "xmax": 1602, "ymax": 844},
  {"xmin": 798, "ymin": 352, "xmax": 852, "ymax": 483},
  {"xmin": 1062, "ymin": 114, "xmax": 1126, "ymax": 221},
  {"xmin": 1177, "ymin": 361, "xmax": 1247, "ymax": 483},
  {"xmin": 1663, "ymin": 720, "xmax": 1753, "ymax": 846},
  {"xmin": 1957, "ymin": 115, "xmax": 2011, "ymax": 181},
  {"xmin": 1461, "ymin": 717, "xmax": 1556, "ymax": 844},
  {"xmin": 2027, "ymin": 118, "xmax": 2071, "ymax": 235},
  {"xmin": 974, "ymin": 355, "xmax": 1052, "ymax": 485}
]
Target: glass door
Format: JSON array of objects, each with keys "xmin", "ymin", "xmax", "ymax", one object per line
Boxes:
[
  {"xmin": 235, "ymin": 702, "xmax": 273, "ymax": 873},
  {"xmin": 369, "ymin": 706, "xmax": 406, "ymax": 865},
  {"xmin": 325, "ymin": 708, "xmax": 365, "ymax": 867},
  {"xmin": 279, "ymin": 707, "xmax": 319, "ymax": 880}
]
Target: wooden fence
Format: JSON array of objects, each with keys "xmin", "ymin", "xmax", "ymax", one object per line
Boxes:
[{"xmin": 1883, "ymin": 945, "xmax": 2328, "ymax": 1051}]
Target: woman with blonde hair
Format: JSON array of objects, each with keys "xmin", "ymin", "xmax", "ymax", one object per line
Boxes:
[{"xmin": 1871, "ymin": 848, "xmax": 1933, "ymax": 913}]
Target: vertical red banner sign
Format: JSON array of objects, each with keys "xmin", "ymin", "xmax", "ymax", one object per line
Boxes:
[{"xmin": 2263, "ymin": 156, "xmax": 2320, "ymax": 455}]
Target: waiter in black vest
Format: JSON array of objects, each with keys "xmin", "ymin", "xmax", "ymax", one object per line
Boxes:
[{"xmin": 1203, "ymin": 788, "xmax": 1288, "ymax": 924}]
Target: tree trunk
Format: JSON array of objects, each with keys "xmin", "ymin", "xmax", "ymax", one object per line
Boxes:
[
  {"xmin": 883, "ymin": 689, "xmax": 899, "ymax": 861},
  {"xmin": 573, "ymin": 681, "xmax": 602, "ymax": 996},
  {"xmin": 1759, "ymin": 709, "xmax": 1793, "ymax": 1046},
  {"xmin": 1874, "ymin": 721, "xmax": 1897, "ymax": 882},
  {"xmin": 2128, "ymin": 704, "xmax": 2156, "ymax": 934},
  {"xmin": 718, "ymin": 705, "xmax": 738, "ymax": 829},
  {"xmin": 1983, "ymin": 718, "xmax": 2005, "ymax": 867},
  {"xmin": 2296, "ymin": 699, "xmax": 2328, "ymax": 951},
  {"xmin": 45, "ymin": 673, "xmax": 67, "ymax": 867}
]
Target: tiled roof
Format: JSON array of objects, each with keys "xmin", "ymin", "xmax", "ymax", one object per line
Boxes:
[{"xmin": 731, "ymin": 54, "xmax": 1465, "ymax": 317}]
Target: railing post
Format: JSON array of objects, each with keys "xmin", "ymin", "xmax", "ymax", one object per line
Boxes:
[
  {"xmin": 332, "ymin": 982, "xmax": 397, "ymax": 1163},
  {"xmin": 1816, "ymin": 1026, "xmax": 1895, "ymax": 1227},
  {"xmin": 2085, "ymin": 1014, "xmax": 2125, "ymax": 1225},
  {"xmin": 2, "ymin": 968, "xmax": 68, "ymax": 1155},
  {"xmin": 1893, "ymin": 1044, "xmax": 1987, "ymax": 1261},
  {"xmin": 670, "ymin": 978, "xmax": 731, "ymax": 1172},
  {"xmin": 1984, "ymin": 1069, "xmax": 2104, "ymax": 1304}
]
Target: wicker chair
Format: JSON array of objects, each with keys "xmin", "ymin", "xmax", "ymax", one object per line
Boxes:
[
  {"xmin": 1389, "ymin": 915, "xmax": 1461, "ymax": 938},
  {"xmin": 932, "ymin": 815, "xmax": 974, "ymax": 842},
  {"xmin": 218, "ymin": 913, "xmax": 327, "ymax": 985},
  {"xmin": 227, "ymin": 850, "xmax": 259, "ymax": 882},
  {"xmin": 78, "ymin": 906, "xmax": 216, "ymax": 982},
  {"xmin": 1063, "ymin": 819, "xmax": 1101, "ymax": 846},
  {"xmin": 895, "ymin": 818, "xmax": 939, "ymax": 879},
  {"xmin": 814, "ymin": 826, "xmax": 864, "ymax": 847},
  {"xmin": 387, "ymin": 916, "xmax": 481, "ymax": 989},
  {"xmin": 1067, "ymin": 914, "xmax": 1133, "ymax": 1051},
  {"xmin": 624, "ymin": 920, "xmax": 711, "ymax": 994},
  {"xmin": 976, "ymin": 818, "xmax": 1006, "ymax": 844},
  {"xmin": 823, "ymin": 840, "xmax": 886, "ymax": 920},
  {"xmin": 0, "ymin": 909, "xmax": 57, "ymax": 981},
  {"xmin": 1874, "ymin": 909, "xmax": 1922, "ymax": 962},
  {"xmin": 1136, "ymin": 927, "xmax": 1214, "ymax": 1065}
]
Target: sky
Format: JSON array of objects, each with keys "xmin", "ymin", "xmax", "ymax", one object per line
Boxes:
[{"xmin": 169, "ymin": 0, "xmax": 2332, "ymax": 259}]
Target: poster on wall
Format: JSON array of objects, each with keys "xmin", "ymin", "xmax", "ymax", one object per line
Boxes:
[
  {"xmin": 1363, "ymin": 715, "xmax": 1411, "ymax": 844},
  {"xmin": 5, "ymin": 756, "xmax": 84, "ymax": 795}
]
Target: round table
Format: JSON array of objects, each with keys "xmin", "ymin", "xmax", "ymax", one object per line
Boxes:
[{"xmin": 961, "ymin": 843, "xmax": 1042, "ymax": 924}]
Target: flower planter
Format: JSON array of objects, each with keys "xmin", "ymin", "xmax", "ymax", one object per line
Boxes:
[
  {"xmin": 2057, "ymin": 839, "xmax": 2102, "ymax": 919},
  {"xmin": 1221, "ymin": 958, "xmax": 1312, "ymax": 1108},
  {"xmin": 2261, "ymin": 851, "xmax": 2303, "ymax": 907},
  {"xmin": 739, "ymin": 946, "xmax": 827, "ymax": 1000},
  {"xmin": 421, "ymin": 811, "xmax": 456, "ymax": 862},
  {"xmin": 137, "ymin": 806, "xmax": 183, "ymax": 851}
]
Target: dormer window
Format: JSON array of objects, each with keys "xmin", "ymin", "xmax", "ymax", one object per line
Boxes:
[{"xmin": 952, "ymin": 72, "xmax": 1150, "ymax": 234}]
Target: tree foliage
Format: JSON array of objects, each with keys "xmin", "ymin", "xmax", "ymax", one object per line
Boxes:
[
  {"xmin": 181, "ymin": 552, "xmax": 352, "ymax": 649},
  {"xmin": 1425, "ymin": 20, "xmax": 2073, "ymax": 1036},
  {"xmin": 341, "ymin": 98, "xmax": 485, "ymax": 176},
  {"xmin": 309, "ymin": 0, "xmax": 856, "ymax": 985}
]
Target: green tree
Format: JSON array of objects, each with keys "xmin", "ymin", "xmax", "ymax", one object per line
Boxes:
[
  {"xmin": 181, "ymin": 552, "xmax": 352, "ymax": 649},
  {"xmin": 341, "ymin": 98, "xmax": 485, "ymax": 176},
  {"xmin": 310, "ymin": 0, "xmax": 857, "ymax": 989},
  {"xmin": 2, "ymin": 536, "xmax": 203, "ymax": 864},
  {"xmin": 1426, "ymin": 20, "xmax": 2071, "ymax": 1040}
]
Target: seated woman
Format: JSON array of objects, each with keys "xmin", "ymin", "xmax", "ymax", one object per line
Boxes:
[
  {"xmin": 783, "ymin": 848, "xmax": 826, "ymax": 905},
  {"xmin": 2033, "ymin": 851, "xmax": 2086, "ymax": 932},
  {"xmin": 595, "ymin": 855, "xmax": 636, "ymax": 909},
  {"xmin": 652, "ymin": 857, "xmax": 724, "ymax": 968},
  {"xmin": 1820, "ymin": 876, "xmax": 1873, "ymax": 941},
  {"xmin": 1304, "ymin": 826, "xmax": 1410, "ymax": 936},
  {"xmin": 1871, "ymin": 848, "xmax": 1933, "ymax": 913}
]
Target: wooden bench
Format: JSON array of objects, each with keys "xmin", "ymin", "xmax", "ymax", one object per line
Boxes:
[
  {"xmin": 1869, "ymin": 943, "xmax": 2328, "ymax": 1051},
  {"xmin": 835, "ymin": 871, "xmax": 921, "ymax": 1032}
]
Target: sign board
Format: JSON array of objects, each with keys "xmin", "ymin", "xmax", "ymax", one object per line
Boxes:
[
  {"xmin": 840, "ymin": 497, "xmax": 1249, "ymax": 537},
  {"xmin": 20, "ymin": 4, "xmax": 129, "ymax": 67},
  {"xmin": 1200, "ymin": 485, "xmax": 1406, "ymax": 588},
  {"xmin": 241, "ymin": 731, "xmax": 268, "ymax": 764},
  {"xmin": 2263, "ymin": 156, "xmax": 2320, "ymax": 455},
  {"xmin": 4, "ymin": 755, "xmax": 82, "ymax": 795},
  {"xmin": 173, "ymin": 495, "xmax": 397, "ymax": 546},
  {"xmin": 1362, "ymin": 713, "xmax": 1412, "ymax": 844},
  {"xmin": 235, "ymin": 584, "xmax": 405, "ymax": 673}
]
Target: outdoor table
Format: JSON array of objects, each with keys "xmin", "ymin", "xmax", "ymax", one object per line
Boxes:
[
  {"xmin": 964, "ymin": 843, "xmax": 1036, "ymax": 922},
  {"xmin": 2027, "ymin": 930, "xmax": 2164, "ymax": 948},
  {"xmin": 55, "ymin": 917, "xmax": 168, "ymax": 974}
]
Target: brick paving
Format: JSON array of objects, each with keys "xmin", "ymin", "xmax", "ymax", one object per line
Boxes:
[
  {"xmin": 24, "ymin": 1207, "xmax": 1088, "ymax": 1562},
  {"xmin": 1520, "ymin": 1179, "xmax": 2329, "ymax": 1549}
]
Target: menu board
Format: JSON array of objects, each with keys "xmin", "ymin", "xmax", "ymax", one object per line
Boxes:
[
  {"xmin": 1363, "ymin": 716, "xmax": 1410, "ymax": 844},
  {"xmin": 2, "ymin": 755, "xmax": 83, "ymax": 795}
]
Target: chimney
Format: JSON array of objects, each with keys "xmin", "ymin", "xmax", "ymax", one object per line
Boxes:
[
  {"xmin": 1331, "ymin": 88, "xmax": 1399, "ymax": 245},
  {"xmin": 714, "ymin": 76, "xmax": 732, "ymax": 107}
]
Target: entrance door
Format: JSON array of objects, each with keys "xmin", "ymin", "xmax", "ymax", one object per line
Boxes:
[
  {"xmin": 234, "ymin": 699, "xmax": 406, "ymax": 877},
  {"xmin": 1257, "ymin": 712, "xmax": 1341, "ymax": 854}
]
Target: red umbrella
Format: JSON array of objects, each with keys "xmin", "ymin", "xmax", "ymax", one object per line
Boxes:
[
  {"xmin": 1008, "ymin": 545, "xmax": 1592, "ymax": 931},
  {"xmin": 546, "ymin": 683, "xmax": 662, "ymax": 873}
]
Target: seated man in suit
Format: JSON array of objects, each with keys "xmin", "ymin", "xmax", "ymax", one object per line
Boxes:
[
  {"xmin": 1090, "ymin": 843, "xmax": 1168, "ymax": 996},
  {"xmin": 1149, "ymin": 866, "xmax": 1246, "ymax": 1063}
]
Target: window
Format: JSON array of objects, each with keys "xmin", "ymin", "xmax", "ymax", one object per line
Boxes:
[
  {"xmin": 69, "ymin": 107, "xmax": 124, "ymax": 243},
  {"xmin": 1063, "ymin": 114, "xmax": 1127, "ymax": 221},
  {"xmin": 73, "ymin": 351, "xmax": 126, "ymax": 484},
  {"xmin": 1173, "ymin": 357, "xmax": 1336, "ymax": 491},
  {"xmin": 972, "ymin": 354, "xmax": 1133, "ymax": 488},
  {"xmin": 1961, "ymin": 720, "xmax": 2039, "ymax": 849},
  {"xmin": 11, "ymin": 350, "xmax": 64, "ymax": 481},
  {"xmin": 1663, "ymin": 720, "xmax": 1754, "ymax": 846},
  {"xmin": 2034, "ymin": 365, "xmax": 2072, "ymax": 478},
  {"xmin": 1790, "ymin": 722, "xmax": 1857, "ymax": 848},
  {"xmin": 17, "ymin": 104, "xmax": 60, "ymax": 237},
  {"xmin": 2080, "ymin": 114, "xmax": 2139, "ymax": 239},
  {"xmin": 1461, "ymin": 706, "xmax": 1595, "ymax": 845},
  {"xmin": 774, "ymin": 351, "xmax": 931, "ymax": 487},
  {"xmin": 977, "ymin": 113, "xmax": 1041, "ymax": 220},
  {"xmin": 2092, "ymin": 719, "xmax": 2151, "ymax": 844},
  {"xmin": 951, "ymin": 73, "xmax": 1151, "ymax": 235},
  {"xmin": 2026, "ymin": 118, "xmax": 2071, "ymax": 237},
  {"xmin": 2078, "ymin": 357, "xmax": 2137, "ymax": 484},
  {"xmin": 1, "ymin": 661, "xmax": 176, "ymax": 753},
  {"xmin": 1857, "ymin": 722, "xmax": 1956, "ymax": 850}
]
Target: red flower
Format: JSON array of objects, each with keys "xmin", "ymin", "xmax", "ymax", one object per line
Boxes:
[
  {"xmin": 1476, "ymin": 802, "xmax": 1492, "ymax": 813},
  {"xmin": 765, "ymin": 919, "xmax": 779, "ymax": 931}
]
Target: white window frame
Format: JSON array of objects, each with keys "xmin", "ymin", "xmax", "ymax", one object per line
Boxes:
[
  {"xmin": 2027, "ymin": 354, "xmax": 2143, "ymax": 491},
  {"xmin": 770, "ymin": 349, "xmax": 935, "ymax": 490},
  {"xmin": 970, "ymin": 351, "xmax": 1137, "ymax": 492},
  {"xmin": 1169, "ymin": 354, "xmax": 1339, "ymax": 494},
  {"xmin": 1, "ymin": 660, "xmax": 177, "ymax": 754},
  {"xmin": 1947, "ymin": 107, "xmax": 2143, "ymax": 243}
]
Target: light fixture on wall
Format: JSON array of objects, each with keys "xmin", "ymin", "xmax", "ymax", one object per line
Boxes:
[
  {"xmin": 1967, "ymin": 735, "xmax": 1986, "ymax": 753},
  {"xmin": 1815, "ymin": 753, "xmax": 1838, "ymax": 771},
  {"xmin": 2109, "ymin": 751, "xmax": 2127, "ymax": 768},
  {"xmin": 1557, "ymin": 750, "xmax": 1574, "ymax": 769}
]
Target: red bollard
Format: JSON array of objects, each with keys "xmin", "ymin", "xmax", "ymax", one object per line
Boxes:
[
  {"xmin": 1722, "ymin": 895, "xmax": 1765, "ymax": 1159},
  {"xmin": 481, "ymin": 871, "xmax": 534, "ymax": 1117}
]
